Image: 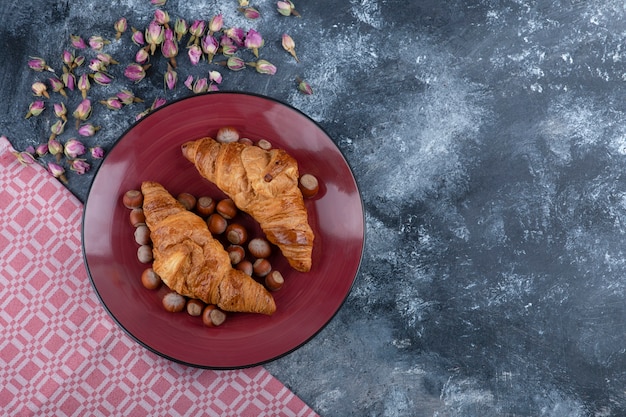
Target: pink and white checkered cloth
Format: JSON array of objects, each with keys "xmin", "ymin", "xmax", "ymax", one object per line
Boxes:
[{"xmin": 0, "ymin": 136, "xmax": 318, "ymax": 417}]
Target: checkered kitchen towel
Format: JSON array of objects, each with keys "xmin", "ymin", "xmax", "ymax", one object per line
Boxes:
[{"xmin": 0, "ymin": 136, "xmax": 318, "ymax": 417}]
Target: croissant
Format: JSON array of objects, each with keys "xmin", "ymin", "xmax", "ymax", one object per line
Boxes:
[
  {"xmin": 181, "ymin": 137, "xmax": 314, "ymax": 272},
  {"xmin": 141, "ymin": 181, "xmax": 276, "ymax": 315}
]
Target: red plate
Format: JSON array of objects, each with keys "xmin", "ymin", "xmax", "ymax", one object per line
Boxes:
[{"xmin": 82, "ymin": 92, "xmax": 364, "ymax": 369}]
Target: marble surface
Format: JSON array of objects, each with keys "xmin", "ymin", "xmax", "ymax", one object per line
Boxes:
[{"xmin": 3, "ymin": 0, "xmax": 626, "ymax": 415}]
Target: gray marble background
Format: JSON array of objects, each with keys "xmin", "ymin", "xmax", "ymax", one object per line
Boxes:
[{"xmin": 3, "ymin": 0, "xmax": 626, "ymax": 415}]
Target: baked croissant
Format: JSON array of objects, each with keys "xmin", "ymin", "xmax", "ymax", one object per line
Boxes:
[
  {"xmin": 181, "ymin": 137, "xmax": 314, "ymax": 272},
  {"xmin": 141, "ymin": 181, "xmax": 276, "ymax": 315}
]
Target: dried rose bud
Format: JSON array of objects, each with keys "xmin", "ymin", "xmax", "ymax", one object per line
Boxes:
[
  {"xmin": 90, "ymin": 146, "xmax": 105, "ymax": 159},
  {"xmin": 281, "ymin": 33, "xmax": 299, "ymax": 62},
  {"xmin": 64, "ymin": 138, "xmax": 86, "ymax": 158},
  {"xmin": 62, "ymin": 50, "xmax": 74, "ymax": 68},
  {"xmin": 73, "ymin": 99, "xmax": 92, "ymax": 121},
  {"xmin": 184, "ymin": 75, "xmax": 194, "ymax": 90},
  {"xmin": 48, "ymin": 162, "xmax": 67, "ymax": 183},
  {"xmin": 89, "ymin": 35, "xmax": 109, "ymax": 50},
  {"xmin": 239, "ymin": 7, "xmax": 260, "ymax": 19},
  {"xmin": 78, "ymin": 123, "xmax": 100, "ymax": 137},
  {"xmin": 244, "ymin": 29, "xmax": 264, "ymax": 57},
  {"xmin": 49, "ymin": 77, "xmax": 67, "ymax": 97},
  {"xmin": 174, "ymin": 18, "xmax": 188, "ymax": 41},
  {"xmin": 62, "ymin": 72, "xmax": 76, "ymax": 91},
  {"xmin": 224, "ymin": 27, "xmax": 245, "ymax": 45},
  {"xmin": 48, "ymin": 139, "xmax": 63, "ymax": 156},
  {"xmin": 208, "ymin": 14, "xmax": 223, "ymax": 34},
  {"xmin": 124, "ymin": 63, "xmax": 149, "ymax": 83},
  {"xmin": 131, "ymin": 27, "xmax": 145, "ymax": 46},
  {"xmin": 97, "ymin": 53, "xmax": 119, "ymax": 66},
  {"xmin": 77, "ymin": 74, "xmax": 90, "ymax": 99},
  {"xmin": 13, "ymin": 150, "xmax": 36, "ymax": 165},
  {"xmin": 187, "ymin": 44, "xmax": 202, "ymax": 65},
  {"xmin": 116, "ymin": 89, "xmax": 142, "ymax": 105},
  {"xmin": 188, "ymin": 20, "xmax": 206, "ymax": 43},
  {"xmin": 25, "ymin": 100, "xmax": 45, "ymax": 119},
  {"xmin": 278, "ymin": 0, "xmax": 300, "ymax": 16},
  {"xmin": 154, "ymin": 9, "xmax": 170, "ymax": 26},
  {"xmin": 70, "ymin": 34, "xmax": 87, "ymax": 49},
  {"xmin": 114, "ymin": 17, "xmax": 127, "ymax": 39},
  {"xmin": 36, "ymin": 143, "xmax": 49, "ymax": 157},
  {"xmin": 208, "ymin": 70, "xmax": 222, "ymax": 84},
  {"xmin": 88, "ymin": 58, "xmax": 105, "ymax": 72},
  {"xmin": 31, "ymin": 81, "xmax": 49, "ymax": 98},
  {"xmin": 220, "ymin": 37, "xmax": 238, "ymax": 55},
  {"xmin": 238, "ymin": 0, "xmax": 249, "ymax": 6},
  {"xmin": 201, "ymin": 35, "xmax": 219, "ymax": 63},
  {"xmin": 151, "ymin": 97, "xmax": 167, "ymax": 110},
  {"xmin": 135, "ymin": 47, "xmax": 150, "ymax": 64},
  {"xmin": 100, "ymin": 97, "xmax": 123, "ymax": 110},
  {"xmin": 192, "ymin": 77, "xmax": 208, "ymax": 93},
  {"xmin": 73, "ymin": 55, "xmax": 85, "ymax": 68},
  {"xmin": 226, "ymin": 56, "xmax": 245, "ymax": 71},
  {"xmin": 151, "ymin": 0, "xmax": 166, "ymax": 5},
  {"xmin": 208, "ymin": 83, "xmax": 219, "ymax": 92},
  {"xmin": 145, "ymin": 21, "xmax": 164, "ymax": 55},
  {"xmin": 296, "ymin": 77, "xmax": 313, "ymax": 95},
  {"xmin": 162, "ymin": 38, "xmax": 178, "ymax": 67},
  {"xmin": 49, "ymin": 119, "xmax": 66, "ymax": 140},
  {"xmin": 28, "ymin": 57, "xmax": 54, "ymax": 72},
  {"xmin": 53, "ymin": 103, "xmax": 67, "ymax": 121},
  {"xmin": 248, "ymin": 59, "xmax": 276, "ymax": 75},
  {"xmin": 164, "ymin": 63, "xmax": 177, "ymax": 90},
  {"xmin": 91, "ymin": 71, "xmax": 113, "ymax": 86},
  {"xmin": 70, "ymin": 159, "xmax": 90, "ymax": 174}
]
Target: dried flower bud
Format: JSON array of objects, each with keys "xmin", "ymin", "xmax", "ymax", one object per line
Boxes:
[
  {"xmin": 114, "ymin": 17, "xmax": 127, "ymax": 39},
  {"xmin": 162, "ymin": 38, "xmax": 178, "ymax": 66},
  {"xmin": 89, "ymin": 35, "xmax": 109, "ymax": 51},
  {"xmin": 116, "ymin": 89, "xmax": 142, "ymax": 105},
  {"xmin": 189, "ymin": 20, "xmax": 206, "ymax": 39},
  {"xmin": 70, "ymin": 159, "xmax": 90, "ymax": 174},
  {"xmin": 90, "ymin": 146, "xmax": 105, "ymax": 159},
  {"xmin": 224, "ymin": 27, "xmax": 245, "ymax": 45},
  {"xmin": 164, "ymin": 63, "xmax": 177, "ymax": 90},
  {"xmin": 35, "ymin": 143, "xmax": 49, "ymax": 157},
  {"xmin": 151, "ymin": 97, "xmax": 166, "ymax": 110},
  {"xmin": 238, "ymin": 0, "xmax": 249, "ymax": 6},
  {"xmin": 174, "ymin": 18, "xmax": 188, "ymax": 41},
  {"xmin": 48, "ymin": 139, "xmax": 63, "ymax": 156},
  {"xmin": 53, "ymin": 103, "xmax": 67, "ymax": 121},
  {"xmin": 28, "ymin": 57, "xmax": 54, "ymax": 72},
  {"xmin": 70, "ymin": 34, "xmax": 87, "ymax": 49},
  {"xmin": 281, "ymin": 33, "xmax": 299, "ymax": 62},
  {"xmin": 78, "ymin": 123, "xmax": 100, "ymax": 137},
  {"xmin": 100, "ymin": 97, "xmax": 123, "ymax": 110},
  {"xmin": 62, "ymin": 50, "xmax": 74, "ymax": 68},
  {"xmin": 208, "ymin": 83, "xmax": 219, "ymax": 92},
  {"xmin": 13, "ymin": 150, "xmax": 36, "ymax": 165},
  {"xmin": 31, "ymin": 81, "xmax": 49, "ymax": 98},
  {"xmin": 296, "ymin": 77, "xmax": 313, "ymax": 95},
  {"xmin": 135, "ymin": 47, "xmax": 150, "ymax": 64},
  {"xmin": 244, "ymin": 29, "xmax": 264, "ymax": 57},
  {"xmin": 239, "ymin": 7, "xmax": 260, "ymax": 19},
  {"xmin": 226, "ymin": 56, "xmax": 246, "ymax": 71},
  {"xmin": 50, "ymin": 120, "xmax": 66, "ymax": 141},
  {"xmin": 184, "ymin": 75, "xmax": 194, "ymax": 90},
  {"xmin": 49, "ymin": 77, "xmax": 67, "ymax": 97},
  {"xmin": 154, "ymin": 9, "xmax": 170, "ymax": 26},
  {"xmin": 208, "ymin": 70, "xmax": 222, "ymax": 84},
  {"xmin": 64, "ymin": 138, "xmax": 86, "ymax": 158},
  {"xmin": 192, "ymin": 77, "xmax": 208, "ymax": 94},
  {"xmin": 77, "ymin": 74, "xmax": 90, "ymax": 99},
  {"xmin": 187, "ymin": 44, "xmax": 202, "ymax": 65},
  {"xmin": 145, "ymin": 21, "xmax": 165, "ymax": 54},
  {"xmin": 131, "ymin": 27, "xmax": 145, "ymax": 46},
  {"xmin": 73, "ymin": 55, "xmax": 85, "ymax": 68},
  {"xmin": 96, "ymin": 53, "xmax": 118, "ymax": 66},
  {"xmin": 209, "ymin": 14, "xmax": 223, "ymax": 33},
  {"xmin": 62, "ymin": 72, "xmax": 76, "ymax": 91},
  {"xmin": 151, "ymin": 0, "xmax": 167, "ymax": 5},
  {"xmin": 220, "ymin": 37, "xmax": 238, "ymax": 55},
  {"xmin": 124, "ymin": 63, "xmax": 149, "ymax": 83},
  {"xmin": 248, "ymin": 59, "xmax": 277, "ymax": 75},
  {"xmin": 73, "ymin": 99, "xmax": 92, "ymax": 121},
  {"xmin": 25, "ymin": 100, "xmax": 45, "ymax": 119},
  {"xmin": 92, "ymin": 71, "xmax": 113, "ymax": 86},
  {"xmin": 277, "ymin": 0, "xmax": 300, "ymax": 16},
  {"xmin": 48, "ymin": 162, "xmax": 67, "ymax": 183},
  {"xmin": 88, "ymin": 59, "xmax": 105, "ymax": 72}
]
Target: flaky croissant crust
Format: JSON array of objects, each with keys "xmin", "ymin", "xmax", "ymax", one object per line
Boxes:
[
  {"xmin": 181, "ymin": 137, "xmax": 314, "ymax": 272},
  {"xmin": 141, "ymin": 181, "xmax": 276, "ymax": 315}
]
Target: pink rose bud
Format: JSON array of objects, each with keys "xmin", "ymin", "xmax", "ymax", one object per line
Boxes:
[
  {"xmin": 124, "ymin": 63, "xmax": 148, "ymax": 83},
  {"xmin": 54, "ymin": 103, "xmax": 67, "ymax": 120},
  {"xmin": 189, "ymin": 20, "xmax": 206, "ymax": 38},
  {"xmin": 62, "ymin": 50, "xmax": 74, "ymax": 67},
  {"xmin": 88, "ymin": 59, "xmax": 104, "ymax": 72},
  {"xmin": 244, "ymin": 29, "xmax": 264, "ymax": 57},
  {"xmin": 25, "ymin": 100, "xmax": 45, "ymax": 119},
  {"xmin": 48, "ymin": 139, "xmax": 63, "ymax": 156},
  {"xmin": 281, "ymin": 33, "xmax": 299, "ymax": 62},
  {"xmin": 31, "ymin": 81, "xmax": 49, "ymax": 98},
  {"xmin": 220, "ymin": 37, "xmax": 238, "ymax": 55},
  {"xmin": 36, "ymin": 143, "xmax": 49, "ymax": 156},
  {"xmin": 192, "ymin": 77, "xmax": 208, "ymax": 93},
  {"xmin": 240, "ymin": 7, "xmax": 260, "ymax": 19},
  {"xmin": 13, "ymin": 150, "xmax": 36, "ymax": 165},
  {"xmin": 175, "ymin": 18, "xmax": 188, "ymax": 41},
  {"xmin": 77, "ymin": 74, "xmax": 90, "ymax": 99},
  {"xmin": 187, "ymin": 44, "xmax": 202, "ymax": 65},
  {"xmin": 90, "ymin": 146, "xmax": 105, "ymax": 159},
  {"xmin": 162, "ymin": 39, "xmax": 178, "ymax": 65},
  {"xmin": 70, "ymin": 34, "xmax": 87, "ymax": 49},
  {"xmin": 184, "ymin": 75, "xmax": 194, "ymax": 90},
  {"xmin": 96, "ymin": 53, "xmax": 118, "ymax": 66},
  {"xmin": 224, "ymin": 27, "xmax": 245, "ymax": 45},
  {"xmin": 208, "ymin": 70, "xmax": 222, "ymax": 84},
  {"xmin": 48, "ymin": 162, "xmax": 67, "ymax": 183},
  {"xmin": 277, "ymin": 0, "xmax": 300, "ymax": 16},
  {"xmin": 145, "ymin": 21, "xmax": 165, "ymax": 54},
  {"xmin": 209, "ymin": 14, "xmax": 223, "ymax": 33},
  {"xmin": 135, "ymin": 47, "xmax": 150, "ymax": 64},
  {"xmin": 208, "ymin": 83, "xmax": 220, "ymax": 92},
  {"xmin": 249, "ymin": 59, "xmax": 276, "ymax": 75},
  {"xmin": 92, "ymin": 71, "xmax": 113, "ymax": 86},
  {"xmin": 73, "ymin": 99, "xmax": 92, "ymax": 121},
  {"xmin": 64, "ymin": 138, "xmax": 86, "ymax": 158},
  {"xmin": 89, "ymin": 35, "xmax": 109, "ymax": 50},
  {"xmin": 226, "ymin": 56, "xmax": 246, "ymax": 71},
  {"xmin": 151, "ymin": 97, "xmax": 167, "ymax": 110},
  {"xmin": 114, "ymin": 17, "xmax": 127, "ymax": 39},
  {"xmin": 50, "ymin": 120, "xmax": 66, "ymax": 140},
  {"xmin": 116, "ymin": 89, "xmax": 142, "ymax": 105},
  {"xmin": 100, "ymin": 97, "xmax": 123, "ymax": 110},
  {"xmin": 154, "ymin": 9, "xmax": 170, "ymax": 26},
  {"xmin": 164, "ymin": 63, "xmax": 177, "ymax": 90},
  {"xmin": 73, "ymin": 55, "xmax": 85, "ymax": 68},
  {"xmin": 78, "ymin": 123, "xmax": 100, "ymax": 137},
  {"xmin": 48, "ymin": 77, "xmax": 67, "ymax": 97},
  {"xmin": 28, "ymin": 57, "xmax": 54, "ymax": 72},
  {"xmin": 296, "ymin": 77, "xmax": 313, "ymax": 95},
  {"xmin": 131, "ymin": 27, "xmax": 145, "ymax": 46},
  {"xmin": 201, "ymin": 35, "xmax": 219, "ymax": 62},
  {"xmin": 70, "ymin": 159, "xmax": 90, "ymax": 174},
  {"xmin": 62, "ymin": 72, "xmax": 76, "ymax": 91}
]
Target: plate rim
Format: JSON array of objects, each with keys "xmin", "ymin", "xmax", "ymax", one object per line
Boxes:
[{"xmin": 81, "ymin": 90, "xmax": 367, "ymax": 369}]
